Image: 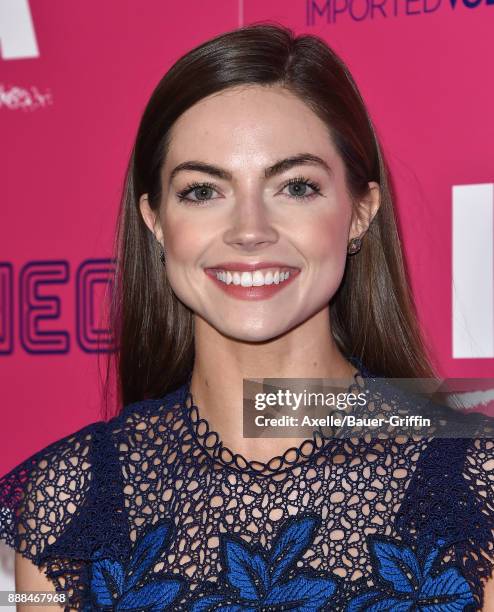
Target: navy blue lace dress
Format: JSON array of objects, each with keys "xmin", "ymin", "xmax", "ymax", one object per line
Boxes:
[{"xmin": 1, "ymin": 363, "xmax": 494, "ymax": 611}]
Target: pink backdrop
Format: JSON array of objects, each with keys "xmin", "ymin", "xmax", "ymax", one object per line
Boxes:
[{"xmin": 1, "ymin": 0, "xmax": 493, "ymax": 474}]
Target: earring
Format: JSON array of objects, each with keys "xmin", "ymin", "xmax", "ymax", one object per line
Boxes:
[
  {"xmin": 155, "ymin": 237, "xmax": 165, "ymax": 264},
  {"xmin": 347, "ymin": 237, "xmax": 362, "ymax": 255}
]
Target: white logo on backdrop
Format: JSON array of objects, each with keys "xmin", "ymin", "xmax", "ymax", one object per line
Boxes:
[
  {"xmin": 0, "ymin": 0, "xmax": 38, "ymax": 59},
  {"xmin": 0, "ymin": 0, "xmax": 52, "ymax": 112},
  {"xmin": 452, "ymin": 183, "xmax": 494, "ymax": 358},
  {"xmin": 0, "ymin": 84, "xmax": 51, "ymax": 109}
]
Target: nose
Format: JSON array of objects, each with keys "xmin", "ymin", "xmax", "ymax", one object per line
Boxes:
[{"xmin": 223, "ymin": 192, "xmax": 279, "ymax": 252}]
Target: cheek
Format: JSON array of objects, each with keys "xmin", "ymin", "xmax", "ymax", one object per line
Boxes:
[
  {"xmin": 300, "ymin": 207, "xmax": 351, "ymax": 265},
  {"xmin": 159, "ymin": 211, "xmax": 216, "ymax": 303},
  {"xmin": 161, "ymin": 212, "xmax": 206, "ymax": 261}
]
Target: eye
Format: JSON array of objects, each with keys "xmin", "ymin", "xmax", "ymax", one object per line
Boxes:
[
  {"xmin": 176, "ymin": 176, "xmax": 322, "ymax": 206},
  {"xmin": 176, "ymin": 181, "xmax": 219, "ymax": 205},
  {"xmin": 282, "ymin": 177, "xmax": 322, "ymax": 201}
]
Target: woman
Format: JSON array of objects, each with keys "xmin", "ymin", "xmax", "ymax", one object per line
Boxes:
[{"xmin": 1, "ymin": 22, "xmax": 493, "ymax": 611}]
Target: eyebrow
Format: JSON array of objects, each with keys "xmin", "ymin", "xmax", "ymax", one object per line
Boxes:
[{"xmin": 168, "ymin": 153, "xmax": 332, "ymax": 182}]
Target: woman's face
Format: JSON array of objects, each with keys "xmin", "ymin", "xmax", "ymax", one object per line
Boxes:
[{"xmin": 140, "ymin": 84, "xmax": 379, "ymax": 342}]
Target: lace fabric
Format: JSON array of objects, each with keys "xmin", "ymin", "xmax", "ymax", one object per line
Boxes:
[
  {"xmin": 180, "ymin": 365, "xmax": 369, "ymax": 476},
  {"xmin": 0, "ymin": 365, "xmax": 493, "ymax": 611}
]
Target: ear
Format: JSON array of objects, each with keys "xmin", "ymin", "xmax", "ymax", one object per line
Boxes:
[
  {"xmin": 139, "ymin": 194, "xmax": 164, "ymax": 244},
  {"xmin": 349, "ymin": 181, "xmax": 381, "ymax": 241}
]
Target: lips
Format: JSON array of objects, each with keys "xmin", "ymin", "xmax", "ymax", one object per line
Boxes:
[
  {"xmin": 204, "ymin": 266, "xmax": 300, "ymax": 301},
  {"xmin": 205, "ymin": 261, "xmax": 300, "ymax": 272}
]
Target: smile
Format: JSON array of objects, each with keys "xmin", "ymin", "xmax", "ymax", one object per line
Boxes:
[
  {"xmin": 204, "ymin": 266, "xmax": 300, "ymax": 301},
  {"xmin": 215, "ymin": 268, "xmax": 292, "ymax": 286}
]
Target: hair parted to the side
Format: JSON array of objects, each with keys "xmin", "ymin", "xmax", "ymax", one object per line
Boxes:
[{"xmin": 102, "ymin": 21, "xmax": 438, "ymax": 416}]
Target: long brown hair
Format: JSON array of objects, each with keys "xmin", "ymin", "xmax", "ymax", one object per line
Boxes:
[{"xmin": 102, "ymin": 21, "xmax": 438, "ymax": 416}]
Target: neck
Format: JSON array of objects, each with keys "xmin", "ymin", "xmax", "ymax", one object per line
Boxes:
[{"xmin": 188, "ymin": 307, "xmax": 357, "ymax": 463}]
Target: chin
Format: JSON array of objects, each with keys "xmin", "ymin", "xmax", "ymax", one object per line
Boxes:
[{"xmin": 218, "ymin": 321, "xmax": 297, "ymax": 344}]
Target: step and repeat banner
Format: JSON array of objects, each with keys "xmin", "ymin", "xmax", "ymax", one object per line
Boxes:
[{"xmin": 1, "ymin": 0, "xmax": 494, "ymax": 475}]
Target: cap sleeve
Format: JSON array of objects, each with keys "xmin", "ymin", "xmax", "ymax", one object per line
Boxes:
[
  {"xmin": 462, "ymin": 434, "xmax": 494, "ymax": 597},
  {"xmin": 0, "ymin": 419, "xmax": 129, "ymax": 609}
]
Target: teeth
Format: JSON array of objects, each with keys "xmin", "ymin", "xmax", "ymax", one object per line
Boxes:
[
  {"xmin": 253, "ymin": 271, "xmax": 265, "ymax": 286},
  {"xmin": 241, "ymin": 272, "xmax": 252, "ymax": 287},
  {"xmin": 215, "ymin": 269, "xmax": 293, "ymax": 286}
]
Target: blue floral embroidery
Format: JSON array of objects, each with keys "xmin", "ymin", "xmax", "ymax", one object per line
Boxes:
[
  {"xmin": 86, "ymin": 521, "xmax": 184, "ymax": 610},
  {"xmin": 190, "ymin": 515, "xmax": 337, "ymax": 611},
  {"xmin": 346, "ymin": 536, "xmax": 476, "ymax": 611},
  {"xmin": 82, "ymin": 516, "xmax": 476, "ymax": 611}
]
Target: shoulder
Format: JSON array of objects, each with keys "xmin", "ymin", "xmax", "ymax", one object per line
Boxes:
[
  {"xmin": 463, "ymin": 429, "xmax": 494, "ymax": 557},
  {"xmin": 461, "ymin": 415, "xmax": 494, "ymax": 525},
  {"xmin": 0, "ymin": 419, "xmax": 106, "ymax": 562},
  {"xmin": 464, "ymin": 431, "xmax": 494, "ymax": 491},
  {"xmin": 0, "ymin": 418, "xmax": 122, "ymax": 608},
  {"xmin": 116, "ymin": 383, "xmax": 187, "ymax": 424},
  {"xmin": 424, "ymin": 413, "xmax": 494, "ymax": 609},
  {"xmin": 0, "ymin": 386, "xmax": 184, "ymax": 542},
  {"xmin": 105, "ymin": 383, "xmax": 188, "ymax": 448},
  {"xmin": 0, "ymin": 386, "xmax": 187, "ymax": 607},
  {"xmin": 373, "ymin": 380, "xmax": 494, "ymax": 609},
  {"xmin": 460, "ymin": 427, "xmax": 494, "ymax": 610}
]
